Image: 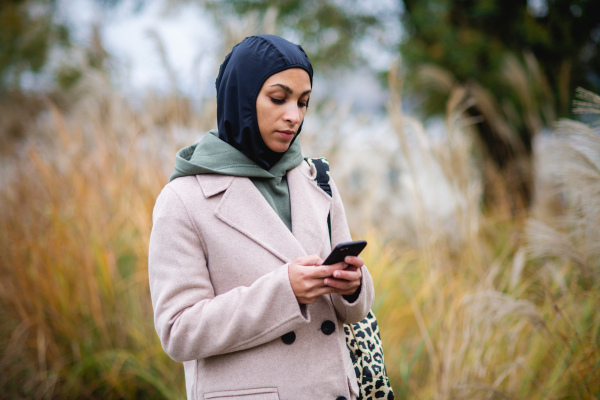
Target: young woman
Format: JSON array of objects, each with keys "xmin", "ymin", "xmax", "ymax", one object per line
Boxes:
[{"xmin": 149, "ymin": 34, "xmax": 374, "ymax": 400}]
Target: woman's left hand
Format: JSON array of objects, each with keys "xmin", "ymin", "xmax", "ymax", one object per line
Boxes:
[{"xmin": 322, "ymin": 255, "xmax": 363, "ymax": 296}]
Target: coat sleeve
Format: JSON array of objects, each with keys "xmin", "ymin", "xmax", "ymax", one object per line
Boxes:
[
  {"xmin": 328, "ymin": 176, "xmax": 375, "ymax": 324},
  {"xmin": 148, "ymin": 186, "xmax": 309, "ymax": 362}
]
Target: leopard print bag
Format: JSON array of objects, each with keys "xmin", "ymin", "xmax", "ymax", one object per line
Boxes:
[
  {"xmin": 306, "ymin": 158, "xmax": 395, "ymax": 400},
  {"xmin": 345, "ymin": 312, "xmax": 394, "ymax": 400}
]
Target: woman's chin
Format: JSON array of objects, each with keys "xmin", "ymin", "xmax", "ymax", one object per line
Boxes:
[
  {"xmin": 272, "ymin": 145, "xmax": 291, "ymax": 153},
  {"xmin": 267, "ymin": 140, "xmax": 293, "ymax": 153}
]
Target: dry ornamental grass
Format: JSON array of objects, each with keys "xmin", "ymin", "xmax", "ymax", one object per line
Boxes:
[{"xmin": 0, "ymin": 62, "xmax": 599, "ymax": 399}]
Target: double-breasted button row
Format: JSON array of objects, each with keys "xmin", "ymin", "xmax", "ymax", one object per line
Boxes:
[{"xmin": 281, "ymin": 320, "xmax": 336, "ymax": 345}]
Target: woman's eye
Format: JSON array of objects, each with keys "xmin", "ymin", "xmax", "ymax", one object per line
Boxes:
[
  {"xmin": 299, "ymin": 99, "xmax": 309, "ymax": 108},
  {"xmin": 270, "ymin": 98, "xmax": 285, "ymax": 104}
]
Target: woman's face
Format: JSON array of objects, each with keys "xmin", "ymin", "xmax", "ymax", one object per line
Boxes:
[{"xmin": 256, "ymin": 68, "xmax": 312, "ymax": 153}]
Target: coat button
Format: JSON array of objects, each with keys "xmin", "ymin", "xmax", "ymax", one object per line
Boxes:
[
  {"xmin": 281, "ymin": 331, "xmax": 296, "ymax": 344},
  {"xmin": 336, "ymin": 397, "xmax": 347, "ymax": 400},
  {"xmin": 321, "ymin": 320, "xmax": 336, "ymax": 335}
]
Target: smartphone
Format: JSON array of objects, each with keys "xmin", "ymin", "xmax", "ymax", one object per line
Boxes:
[{"xmin": 322, "ymin": 240, "xmax": 367, "ymax": 265}]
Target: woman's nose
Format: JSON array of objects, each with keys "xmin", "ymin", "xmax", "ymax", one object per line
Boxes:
[{"xmin": 283, "ymin": 104, "xmax": 301, "ymax": 124}]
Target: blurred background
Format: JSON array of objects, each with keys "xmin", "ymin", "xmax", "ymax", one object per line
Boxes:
[{"xmin": 1, "ymin": 0, "xmax": 599, "ymax": 398}]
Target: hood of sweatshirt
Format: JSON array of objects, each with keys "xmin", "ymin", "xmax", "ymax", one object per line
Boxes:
[
  {"xmin": 169, "ymin": 129, "xmax": 303, "ymax": 231},
  {"xmin": 170, "ymin": 130, "xmax": 303, "ymax": 182}
]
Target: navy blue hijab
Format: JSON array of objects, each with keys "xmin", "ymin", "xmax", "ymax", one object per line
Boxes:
[{"xmin": 215, "ymin": 35, "xmax": 314, "ymax": 170}]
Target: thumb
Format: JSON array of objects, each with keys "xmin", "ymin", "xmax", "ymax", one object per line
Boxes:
[{"xmin": 298, "ymin": 254, "xmax": 323, "ymax": 266}]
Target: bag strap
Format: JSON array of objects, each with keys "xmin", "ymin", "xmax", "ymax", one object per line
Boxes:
[{"xmin": 304, "ymin": 157, "xmax": 332, "ymax": 241}]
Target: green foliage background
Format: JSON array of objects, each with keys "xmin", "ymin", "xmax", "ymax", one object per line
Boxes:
[{"xmin": 0, "ymin": 0, "xmax": 70, "ymax": 90}]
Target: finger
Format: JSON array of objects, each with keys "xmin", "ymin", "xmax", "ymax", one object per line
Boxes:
[
  {"xmin": 344, "ymin": 256, "xmax": 364, "ymax": 268},
  {"xmin": 331, "ymin": 268, "xmax": 362, "ymax": 281},
  {"xmin": 323, "ymin": 277, "xmax": 360, "ymax": 291},
  {"xmin": 307, "ymin": 264, "xmax": 346, "ymax": 279}
]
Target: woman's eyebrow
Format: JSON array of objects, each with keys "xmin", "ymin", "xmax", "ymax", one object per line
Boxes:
[{"xmin": 268, "ymin": 83, "xmax": 311, "ymax": 96}]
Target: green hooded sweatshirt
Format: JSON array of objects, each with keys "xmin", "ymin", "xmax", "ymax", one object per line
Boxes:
[{"xmin": 170, "ymin": 130, "xmax": 303, "ymax": 231}]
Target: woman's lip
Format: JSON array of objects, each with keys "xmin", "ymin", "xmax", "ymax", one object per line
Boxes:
[{"xmin": 277, "ymin": 130, "xmax": 295, "ymax": 138}]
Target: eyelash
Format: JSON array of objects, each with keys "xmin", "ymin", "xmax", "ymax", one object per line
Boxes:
[{"xmin": 270, "ymin": 97, "xmax": 310, "ymax": 108}]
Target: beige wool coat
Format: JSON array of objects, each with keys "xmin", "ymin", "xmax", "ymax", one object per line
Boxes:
[{"xmin": 148, "ymin": 160, "xmax": 375, "ymax": 400}]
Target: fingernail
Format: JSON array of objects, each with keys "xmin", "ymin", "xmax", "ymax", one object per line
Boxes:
[{"xmin": 333, "ymin": 271, "xmax": 340, "ymax": 278}]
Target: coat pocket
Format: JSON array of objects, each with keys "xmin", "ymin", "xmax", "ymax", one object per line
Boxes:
[{"xmin": 204, "ymin": 387, "xmax": 279, "ymax": 400}]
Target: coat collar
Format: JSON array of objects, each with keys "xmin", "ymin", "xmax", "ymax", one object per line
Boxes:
[{"xmin": 195, "ymin": 163, "xmax": 332, "ymax": 263}]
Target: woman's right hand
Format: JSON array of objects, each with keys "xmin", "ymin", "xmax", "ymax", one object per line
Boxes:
[{"xmin": 288, "ymin": 255, "xmax": 348, "ymax": 304}]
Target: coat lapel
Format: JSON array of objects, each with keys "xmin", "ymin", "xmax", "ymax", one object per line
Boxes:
[
  {"xmin": 196, "ymin": 163, "xmax": 333, "ymax": 264},
  {"xmin": 204, "ymin": 174, "xmax": 306, "ymax": 263}
]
